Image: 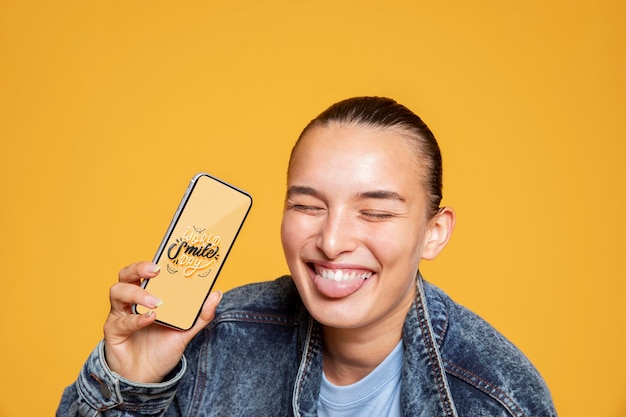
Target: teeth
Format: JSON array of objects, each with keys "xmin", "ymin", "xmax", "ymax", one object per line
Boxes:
[{"xmin": 316, "ymin": 267, "xmax": 372, "ymax": 281}]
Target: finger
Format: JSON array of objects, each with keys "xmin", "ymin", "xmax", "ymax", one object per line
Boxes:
[
  {"xmin": 104, "ymin": 308, "xmax": 157, "ymax": 342},
  {"xmin": 118, "ymin": 261, "xmax": 161, "ymax": 285},
  {"xmin": 181, "ymin": 290, "xmax": 223, "ymax": 343},
  {"xmin": 109, "ymin": 282, "xmax": 163, "ymax": 313}
]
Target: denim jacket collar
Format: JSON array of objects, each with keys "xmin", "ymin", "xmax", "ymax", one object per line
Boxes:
[{"xmin": 292, "ymin": 274, "xmax": 458, "ymax": 417}]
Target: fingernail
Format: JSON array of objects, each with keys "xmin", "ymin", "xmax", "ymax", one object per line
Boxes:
[
  {"xmin": 145, "ymin": 310, "xmax": 154, "ymax": 317},
  {"xmin": 151, "ymin": 264, "xmax": 161, "ymax": 273},
  {"xmin": 146, "ymin": 295, "xmax": 163, "ymax": 308}
]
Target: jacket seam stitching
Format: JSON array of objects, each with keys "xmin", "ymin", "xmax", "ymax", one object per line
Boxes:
[
  {"xmin": 444, "ymin": 359, "xmax": 527, "ymax": 417},
  {"xmin": 213, "ymin": 312, "xmax": 299, "ymax": 326}
]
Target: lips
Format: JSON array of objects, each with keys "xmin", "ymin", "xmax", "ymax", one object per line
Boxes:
[{"xmin": 309, "ymin": 263, "xmax": 373, "ymax": 298}]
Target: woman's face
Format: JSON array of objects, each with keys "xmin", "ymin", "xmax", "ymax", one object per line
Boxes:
[{"xmin": 281, "ymin": 123, "xmax": 436, "ymax": 330}]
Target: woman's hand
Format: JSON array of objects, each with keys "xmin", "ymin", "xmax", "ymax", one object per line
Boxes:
[{"xmin": 103, "ymin": 261, "xmax": 222, "ymax": 383}]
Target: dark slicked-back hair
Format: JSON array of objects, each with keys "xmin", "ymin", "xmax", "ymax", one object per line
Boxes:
[{"xmin": 289, "ymin": 96, "xmax": 443, "ymax": 217}]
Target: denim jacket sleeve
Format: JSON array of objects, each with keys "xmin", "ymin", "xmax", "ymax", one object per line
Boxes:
[{"xmin": 57, "ymin": 340, "xmax": 186, "ymax": 417}]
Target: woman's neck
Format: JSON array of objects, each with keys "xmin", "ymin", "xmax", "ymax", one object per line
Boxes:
[{"xmin": 321, "ymin": 295, "xmax": 413, "ymax": 386}]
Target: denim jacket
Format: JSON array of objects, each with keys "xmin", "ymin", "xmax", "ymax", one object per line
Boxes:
[{"xmin": 58, "ymin": 275, "xmax": 556, "ymax": 416}]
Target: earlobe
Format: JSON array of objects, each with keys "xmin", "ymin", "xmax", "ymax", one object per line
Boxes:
[{"xmin": 422, "ymin": 207, "xmax": 456, "ymax": 260}]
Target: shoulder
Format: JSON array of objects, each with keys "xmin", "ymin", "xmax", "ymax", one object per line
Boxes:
[
  {"xmin": 422, "ymin": 280, "xmax": 556, "ymax": 416},
  {"xmin": 214, "ymin": 275, "xmax": 302, "ymax": 323},
  {"xmin": 179, "ymin": 277, "xmax": 304, "ymax": 415},
  {"xmin": 185, "ymin": 276, "xmax": 303, "ymax": 363}
]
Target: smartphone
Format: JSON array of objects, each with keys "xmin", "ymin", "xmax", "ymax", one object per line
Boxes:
[{"xmin": 134, "ymin": 173, "xmax": 252, "ymax": 330}]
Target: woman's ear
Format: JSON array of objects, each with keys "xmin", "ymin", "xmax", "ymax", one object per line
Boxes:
[{"xmin": 422, "ymin": 207, "xmax": 456, "ymax": 260}]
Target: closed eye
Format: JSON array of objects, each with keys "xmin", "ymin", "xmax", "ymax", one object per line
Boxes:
[
  {"xmin": 360, "ymin": 211, "xmax": 396, "ymax": 221},
  {"xmin": 289, "ymin": 204, "xmax": 325, "ymax": 215}
]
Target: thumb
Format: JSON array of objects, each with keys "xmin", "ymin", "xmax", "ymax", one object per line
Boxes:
[
  {"xmin": 182, "ymin": 290, "xmax": 223, "ymax": 342},
  {"xmin": 199, "ymin": 290, "xmax": 223, "ymax": 323}
]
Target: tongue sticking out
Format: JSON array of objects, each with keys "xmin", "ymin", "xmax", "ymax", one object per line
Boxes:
[{"xmin": 313, "ymin": 270, "xmax": 370, "ymax": 298}]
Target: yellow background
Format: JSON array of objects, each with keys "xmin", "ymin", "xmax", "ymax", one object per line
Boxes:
[{"xmin": 1, "ymin": 1, "xmax": 624, "ymax": 416}]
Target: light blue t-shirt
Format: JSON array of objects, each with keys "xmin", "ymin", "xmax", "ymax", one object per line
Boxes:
[{"xmin": 317, "ymin": 341, "xmax": 403, "ymax": 417}]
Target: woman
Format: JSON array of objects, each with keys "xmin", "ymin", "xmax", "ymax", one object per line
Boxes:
[{"xmin": 58, "ymin": 97, "xmax": 556, "ymax": 416}]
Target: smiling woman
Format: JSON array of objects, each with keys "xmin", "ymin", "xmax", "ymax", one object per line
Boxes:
[
  {"xmin": 57, "ymin": 97, "xmax": 557, "ymax": 417},
  {"xmin": 282, "ymin": 121, "xmax": 443, "ymax": 329}
]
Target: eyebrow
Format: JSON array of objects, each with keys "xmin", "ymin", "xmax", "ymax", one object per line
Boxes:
[
  {"xmin": 357, "ymin": 190, "xmax": 406, "ymax": 202},
  {"xmin": 286, "ymin": 186, "xmax": 319, "ymax": 198},
  {"xmin": 287, "ymin": 186, "xmax": 406, "ymax": 202}
]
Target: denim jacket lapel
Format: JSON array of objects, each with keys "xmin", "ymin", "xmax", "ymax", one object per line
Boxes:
[{"xmin": 401, "ymin": 276, "xmax": 458, "ymax": 416}]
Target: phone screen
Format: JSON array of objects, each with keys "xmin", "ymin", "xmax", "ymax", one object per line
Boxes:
[{"xmin": 135, "ymin": 173, "xmax": 252, "ymax": 330}]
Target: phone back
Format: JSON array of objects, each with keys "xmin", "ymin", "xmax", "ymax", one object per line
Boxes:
[{"xmin": 136, "ymin": 173, "xmax": 252, "ymax": 330}]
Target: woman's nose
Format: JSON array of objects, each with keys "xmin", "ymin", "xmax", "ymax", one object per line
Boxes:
[{"xmin": 316, "ymin": 210, "xmax": 358, "ymax": 259}]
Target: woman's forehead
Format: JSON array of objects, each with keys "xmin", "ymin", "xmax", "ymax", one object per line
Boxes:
[
  {"xmin": 291, "ymin": 124, "xmax": 419, "ymax": 165},
  {"xmin": 288, "ymin": 124, "xmax": 424, "ymax": 191}
]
